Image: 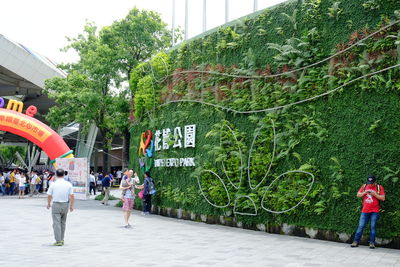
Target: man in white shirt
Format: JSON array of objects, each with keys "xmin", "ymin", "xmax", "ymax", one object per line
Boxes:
[
  {"xmin": 30, "ymin": 171, "xmax": 38, "ymax": 197},
  {"xmin": 89, "ymin": 172, "xmax": 96, "ymax": 195},
  {"xmin": 117, "ymin": 169, "xmax": 122, "ymax": 180},
  {"xmin": 43, "ymin": 171, "xmax": 49, "ymax": 192},
  {"xmin": 47, "ymin": 169, "xmax": 74, "ymax": 246}
]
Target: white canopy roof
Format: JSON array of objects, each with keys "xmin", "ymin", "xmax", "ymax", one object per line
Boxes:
[
  {"xmin": 0, "ymin": 34, "xmax": 66, "ymax": 143},
  {"xmin": 0, "ymin": 34, "xmax": 65, "ymax": 90}
]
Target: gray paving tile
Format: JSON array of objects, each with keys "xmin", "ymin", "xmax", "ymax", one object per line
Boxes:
[{"xmin": 0, "ymin": 194, "xmax": 399, "ymax": 267}]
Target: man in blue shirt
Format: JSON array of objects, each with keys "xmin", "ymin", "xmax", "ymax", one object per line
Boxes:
[
  {"xmin": 101, "ymin": 173, "xmax": 113, "ymax": 205},
  {"xmin": 97, "ymin": 172, "xmax": 104, "ymax": 191},
  {"xmin": 64, "ymin": 171, "xmax": 72, "ymax": 184}
]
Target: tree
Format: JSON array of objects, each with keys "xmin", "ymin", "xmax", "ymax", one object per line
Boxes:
[
  {"xmin": 0, "ymin": 145, "xmax": 26, "ymax": 167},
  {"xmin": 45, "ymin": 8, "xmax": 176, "ymax": 171},
  {"xmin": 45, "ymin": 23, "xmax": 124, "ymax": 172},
  {"xmin": 100, "ymin": 8, "xmax": 177, "ymax": 168},
  {"xmin": 100, "ymin": 8, "xmax": 173, "ymax": 78}
]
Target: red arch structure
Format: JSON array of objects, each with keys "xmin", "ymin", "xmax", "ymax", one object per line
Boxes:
[{"xmin": 0, "ymin": 108, "xmax": 74, "ymax": 165}]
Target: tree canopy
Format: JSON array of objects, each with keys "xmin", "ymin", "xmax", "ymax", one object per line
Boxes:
[
  {"xmin": 44, "ymin": 8, "xmax": 174, "ymax": 171},
  {"xmin": 100, "ymin": 8, "xmax": 173, "ymax": 78}
]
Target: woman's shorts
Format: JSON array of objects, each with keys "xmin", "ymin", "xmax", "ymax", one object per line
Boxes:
[
  {"xmin": 122, "ymin": 198, "xmax": 134, "ymax": 211},
  {"xmin": 19, "ymin": 186, "xmax": 25, "ymax": 190}
]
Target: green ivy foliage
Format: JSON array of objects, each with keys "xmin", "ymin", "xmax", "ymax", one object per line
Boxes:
[
  {"xmin": 129, "ymin": 0, "xmax": 400, "ymax": 238},
  {"xmin": 129, "ymin": 52, "xmax": 170, "ymax": 118}
]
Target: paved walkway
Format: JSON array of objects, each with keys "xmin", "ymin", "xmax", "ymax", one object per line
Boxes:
[{"xmin": 0, "ymin": 193, "xmax": 399, "ymax": 267}]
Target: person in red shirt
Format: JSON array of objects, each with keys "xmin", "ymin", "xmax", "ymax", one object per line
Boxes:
[{"xmin": 351, "ymin": 175, "xmax": 385, "ymax": 249}]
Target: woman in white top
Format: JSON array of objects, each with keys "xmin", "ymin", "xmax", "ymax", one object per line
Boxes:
[
  {"xmin": 43, "ymin": 175, "xmax": 48, "ymax": 192},
  {"xmin": 131, "ymin": 172, "xmax": 140, "ymax": 185},
  {"xmin": 48, "ymin": 173, "xmax": 55, "ymax": 187},
  {"xmin": 18, "ymin": 172, "xmax": 26, "ymax": 199}
]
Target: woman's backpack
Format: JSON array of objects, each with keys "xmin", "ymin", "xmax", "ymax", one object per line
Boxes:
[{"xmin": 149, "ymin": 178, "xmax": 156, "ymax": 195}]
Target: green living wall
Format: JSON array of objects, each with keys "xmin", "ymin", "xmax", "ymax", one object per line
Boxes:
[{"xmin": 129, "ymin": 0, "xmax": 400, "ymax": 241}]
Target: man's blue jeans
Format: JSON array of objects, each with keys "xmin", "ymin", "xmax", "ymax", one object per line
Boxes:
[
  {"xmin": 9, "ymin": 182, "xmax": 15, "ymax": 195},
  {"xmin": 0, "ymin": 184, "xmax": 5, "ymax": 195},
  {"xmin": 354, "ymin": 212, "xmax": 380, "ymax": 244}
]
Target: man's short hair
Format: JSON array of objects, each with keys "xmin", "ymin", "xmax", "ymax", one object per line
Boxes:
[{"xmin": 56, "ymin": 169, "xmax": 65, "ymax": 178}]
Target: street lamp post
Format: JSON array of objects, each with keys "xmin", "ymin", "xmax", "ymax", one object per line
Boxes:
[
  {"xmin": 172, "ymin": 0, "xmax": 176, "ymax": 46},
  {"xmin": 225, "ymin": 0, "xmax": 229, "ymax": 23},
  {"xmin": 254, "ymin": 0, "xmax": 258, "ymax": 12},
  {"xmin": 203, "ymin": 0, "xmax": 207, "ymax": 32},
  {"xmin": 185, "ymin": 0, "xmax": 189, "ymax": 40}
]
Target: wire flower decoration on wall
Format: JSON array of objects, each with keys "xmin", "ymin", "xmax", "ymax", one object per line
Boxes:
[{"xmin": 197, "ymin": 119, "xmax": 315, "ymax": 216}]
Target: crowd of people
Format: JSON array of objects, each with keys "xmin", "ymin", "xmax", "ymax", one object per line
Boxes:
[
  {"xmin": 88, "ymin": 171, "xmax": 118, "ymax": 195},
  {"xmin": 0, "ymin": 168, "xmax": 126, "ymax": 195},
  {"xmin": 0, "ymin": 168, "xmax": 55, "ymax": 198},
  {"xmin": 0, "ymin": 168, "xmax": 125, "ymax": 198}
]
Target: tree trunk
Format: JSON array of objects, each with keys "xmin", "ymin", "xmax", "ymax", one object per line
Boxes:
[
  {"xmin": 102, "ymin": 145, "xmax": 110, "ymax": 173},
  {"xmin": 101, "ymin": 133, "xmax": 112, "ymax": 174},
  {"xmin": 122, "ymin": 128, "xmax": 130, "ymax": 168},
  {"xmin": 93, "ymin": 146, "xmax": 98, "ymax": 172}
]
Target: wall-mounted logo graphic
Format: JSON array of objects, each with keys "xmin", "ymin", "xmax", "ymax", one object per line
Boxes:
[{"xmin": 137, "ymin": 124, "xmax": 197, "ymax": 173}]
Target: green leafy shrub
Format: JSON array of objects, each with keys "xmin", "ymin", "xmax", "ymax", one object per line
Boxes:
[
  {"xmin": 115, "ymin": 200, "xmax": 123, "ymax": 207},
  {"xmin": 94, "ymin": 194, "xmax": 118, "ymax": 201}
]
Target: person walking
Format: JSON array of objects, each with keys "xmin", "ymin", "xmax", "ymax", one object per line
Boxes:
[
  {"xmin": 14, "ymin": 170, "xmax": 21, "ymax": 195},
  {"xmin": 89, "ymin": 172, "xmax": 96, "ymax": 195},
  {"xmin": 101, "ymin": 173, "xmax": 113, "ymax": 205},
  {"xmin": 0, "ymin": 172, "xmax": 5, "ymax": 196},
  {"xmin": 97, "ymin": 172, "xmax": 104, "ymax": 192},
  {"xmin": 43, "ymin": 172, "xmax": 48, "ymax": 193},
  {"xmin": 9, "ymin": 169, "xmax": 16, "ymax": 195},
  {"xmin": 18, "ymin": 172, "xmax": 26, "ymax": 199},
  {"xmin": 30, "ymin": 171, "xmax": 38, "ymax": 197},
  {"xmin": 48, "ymin": 172, "xmax": 55, "ymax": 187},
  {"xmin": 64, "ymin": 171, "xmax": 72, "ymax": 184},
  {"xmin": 24, "ymin": 175, "xmax": 30, "ymax": 195},
  {"xmin": 47, "ymin": 169, "xmax": 74, "ymax": 246},
  {"xmin": 351, "ymin": 175, "xmax": 385, "ymax": 249},
  {"xmin": 35, "ymin": 171, "xmax": 41, "ymax": 194},
  {"xmin": 4, "ymin": 170, "xmax": 10, "ymax": 195},
  {"xmin": 116, "ymin": 169, "xmax": 122, "ymax": 185}
]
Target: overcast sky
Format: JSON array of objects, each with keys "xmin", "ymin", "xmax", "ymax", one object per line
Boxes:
[{"xmin": 0, "ymin": 0, "xmax": 286, "ymax": 64}]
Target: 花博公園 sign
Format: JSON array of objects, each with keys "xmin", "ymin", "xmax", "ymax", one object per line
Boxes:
[{"xmin": 138, "ymin": 124, "xmax": 197, "ymax": 170}]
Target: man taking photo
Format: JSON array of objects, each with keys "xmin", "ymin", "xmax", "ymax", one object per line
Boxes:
[{"xmin": 351, "ymin": 175, "xmax": 385, "ymax": 249}]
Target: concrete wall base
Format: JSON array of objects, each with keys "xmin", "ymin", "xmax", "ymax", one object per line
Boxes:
[{"xmin": 142, "ymin": 206, "xmax": 400, "ymax": 249}]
